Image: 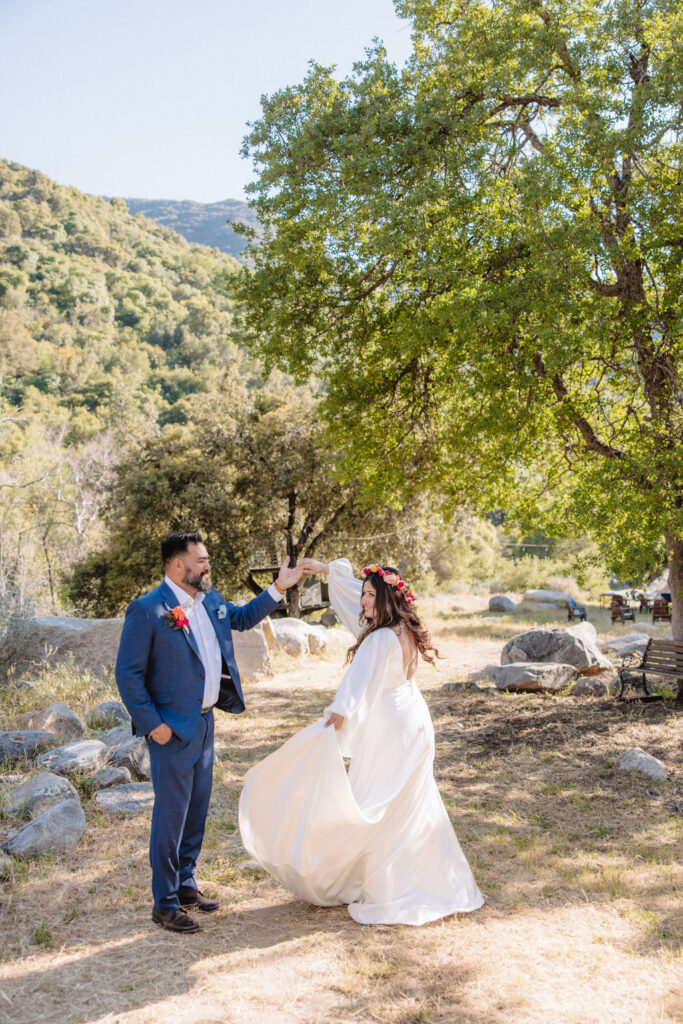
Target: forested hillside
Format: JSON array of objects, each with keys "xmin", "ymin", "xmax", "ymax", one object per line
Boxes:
[
  {"xmin": 120, "ymin": 198, "xmax": 257, "ymax": 260},
  {"xmin": 0, "ymin": 158, "xmax": 254, "ymax": 614}
]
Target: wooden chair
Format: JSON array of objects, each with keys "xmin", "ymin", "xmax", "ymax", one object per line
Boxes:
[
  {"xmin": 611, "ymin": 597, "xmax": 635, "ymax": 624},
  {"xmin": 565, "ymin": 600, "xmax": 587, "ymax": 622},
  {"xmin": 637, "ymin": 593, "xmax": 653, "ymax": 613},
  {"xmin": 616, "ymin": 639, "xmax": 683, "ymax": 701},
  {"xmin": 652, "ymin": 599, "xmax": 672, "ymax": 623}
]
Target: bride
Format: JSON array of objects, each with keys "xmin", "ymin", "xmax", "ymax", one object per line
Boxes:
[{"xmin": 238, "ymin": 557, "xmax": 484, "ymax": 926}]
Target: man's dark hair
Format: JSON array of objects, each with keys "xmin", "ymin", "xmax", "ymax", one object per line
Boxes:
[{"xmin": 161, "ymin": 532, "xmax": 204, "ymax": 566}]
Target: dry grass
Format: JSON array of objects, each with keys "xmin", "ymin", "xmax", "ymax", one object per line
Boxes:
[{"xmin": 0, "ymin": 599, "xmax": 681, "ymax": 1024}]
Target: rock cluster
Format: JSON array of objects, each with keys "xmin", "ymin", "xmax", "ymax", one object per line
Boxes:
[{"xmin": 0, "ymin": 698, "xmax": 154, "ymax": 861}]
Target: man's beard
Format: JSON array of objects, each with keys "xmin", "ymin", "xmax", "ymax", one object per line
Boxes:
[{"xmin": 182, "ymin": 569, "xmax": 211, "ymax": 593}]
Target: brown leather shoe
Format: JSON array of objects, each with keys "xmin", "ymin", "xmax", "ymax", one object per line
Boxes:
[
  {"xmin": 178, "ymin": 887, "xmax": 220, "ymax": 913},
  {"xmin": 152, "ymin": 906, "xmax": 200, "ymax": 932}
]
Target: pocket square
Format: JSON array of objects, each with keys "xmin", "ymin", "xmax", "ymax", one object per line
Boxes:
[{"xmin": 217, "ymin": 604, "xmax": 227, "ymax": 619}]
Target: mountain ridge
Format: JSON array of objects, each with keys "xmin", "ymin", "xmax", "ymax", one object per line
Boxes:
[{"xmin": 117, "ymin": 196, "xmax": 258, "ymax": 260}]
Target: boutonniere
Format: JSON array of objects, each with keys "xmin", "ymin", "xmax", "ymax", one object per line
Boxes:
[
  {"xmin": 165, "ymin": 605, "xmax": 189, "ymax": 633},
  {"xmin": 216, "ymin": 604, "xmax": 227, "ymax": 620}
]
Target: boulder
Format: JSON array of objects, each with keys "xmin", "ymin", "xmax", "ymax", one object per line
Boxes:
[
  {"xmin": 92, "ymin": 766, "xmax": 131, "ymax": 789},
  {"xmin": 522, "ymin": 589, "xmax": 573, "ymax": 606},
  {"xmin": 522, "ymin": 602, "xmax": 560, "ymax": 614},
  {"xmin": 15, "ymin": 616, "xmax": 125, "ymax": 677},
  {"xmin": 37, "ymin": 739, "xmax": 107, "ymax": 775},
  {"xmin": 271, "ymin": 618, "xmax": 311, "ymax": 656},
  {"xmin": 501, "ymin": 623, "xmax": 611, "ymax": 674},
  {"xmin": 616, "ymin": 747, "xmax": 667, "ymax": 781},
  {"xmin": 108, "ymin": 736, "xmax": 151, "ymax": 780},
  {"xmin": 260, "ymin": 617, "xmax": 276, "ymax": 650},
  {"xmin": 25, "ymin": 702, "xmax": 85, "ymax": 743},
  {"xmin": 572, "ymin": 677, "xmax": 609, "ymax": 697},
  {"xmin": 600, "ymin": 633, "xmax": 650, "ymax": 658},
  {"xmin": 233, "ymin": 624, "xmax": 273, "ymax": 681},
  {"xmin": 2, "ymin": 799, "xmax": 86, "ymax": 856},
  {"xmin": 488, "ymin": 595, "xmax": 516, "ymax": 613},
  {"xmin": 467, "ymin": 665, "xmax": 499, "ymax": 683},
  {"xmin": 100, "ymin": 724, "xmax": 133, "ymax": 748},
  {"xmin": 0, "ymin": 730, "xmax": 55, "ymax": 760},
  {"xmin": 14, "ymin": 679, "xmax": 35, "ymax": 690},
  {"xmin": 321, "ymin": 608, "xmax": 339, "ymax": 628},
  {"xmin": 95, "ymin": 782, "xmax": 155, "ymax": 813},
  {"xmin": 1, "ymin": 772, "xmax": 78, "ymax": 819},
  {"xmin": 307, "ymin": 624, "xmax": 328, "ymax": 654},
  {"xmin": 494, "ymin": 662, "xmax": 579, "ymax": 693},
  {"xmin": 85, "ymin": 700, "xmax": 130, "ymax": 728}
]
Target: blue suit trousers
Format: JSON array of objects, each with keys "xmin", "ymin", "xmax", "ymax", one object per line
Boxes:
[{"xmin": 147, "ymin": 711, "xmax": 214, "ymax": 912}]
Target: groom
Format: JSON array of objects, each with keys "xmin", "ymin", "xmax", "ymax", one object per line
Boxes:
[{"xmin": 115, "ymin": 531, "xmax": 302, "ymax": 933}]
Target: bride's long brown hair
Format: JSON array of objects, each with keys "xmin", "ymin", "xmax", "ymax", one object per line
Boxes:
[{"xmin": 345, "ymin": 566, "xmax": 441, "ymax": 666}]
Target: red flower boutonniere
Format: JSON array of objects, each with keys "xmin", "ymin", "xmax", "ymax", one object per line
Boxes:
[{"xmin": 165, "ymin": 606, "xmax": 189, "ymax": 632}]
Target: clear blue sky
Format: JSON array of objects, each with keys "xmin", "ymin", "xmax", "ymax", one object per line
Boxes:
[{"xmin": 0, "ymin": 0, "xmax": 412, "ymax": 202}]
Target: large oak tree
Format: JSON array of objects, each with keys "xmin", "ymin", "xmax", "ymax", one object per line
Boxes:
[{"xmin": 234, "ymin": 0, "xmax": 683, "ymax": 634}]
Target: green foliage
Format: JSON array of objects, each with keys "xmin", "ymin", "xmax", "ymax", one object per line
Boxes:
[
  {"xmin": 233, "ymin": 0, "xmax": 683, "ymax": 618},
  {"xmin": 69, "ymin": 380, "xmax": 445, "ymax": 615}
]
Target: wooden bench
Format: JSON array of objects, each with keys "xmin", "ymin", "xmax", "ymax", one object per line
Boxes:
[
  {"xmin": 565, "ymin": 600, "xmax": 586, "ymax": 622},
  {"xmin": 616, "ymin": 639, "xmax": 683, "ymax": 702},
  {"xmin": 611, "ymin": 597, "xmax": 635, "ymax": 624},
  {"xmin": 652, "ymin": 598, "xmax": 672, "ymax": 623}
]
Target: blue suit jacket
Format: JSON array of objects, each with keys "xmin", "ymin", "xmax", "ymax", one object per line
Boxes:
[{"xmin": 115, "ymin": 581, "xmax": 280, "ymax": 742}]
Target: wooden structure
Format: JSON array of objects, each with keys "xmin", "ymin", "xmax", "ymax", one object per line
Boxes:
[
  {"xmin": 637, "ymin": 593, "xmax": 653, "ymax": 613},
  {"xmin": 245, "ymin": 565, "xmax": 330, "ymax": 618},
  {"xmin": 652, "ymin": 598, "xmax": 672, "ymax": 623},
  {"xmin": 611, "ymin": 596, "xmax": 635, "ymax": 624},
  {"xmin": 616, "ymin": 639, "xmax": 683, "ymax": 702},
  {"xmin": 565, "ymin": 600, "xmax": 587, "ymax": 622}
]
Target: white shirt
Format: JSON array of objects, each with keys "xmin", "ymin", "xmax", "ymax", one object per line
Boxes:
[{"xmin": 163, "ymin": 576, "xmax": 282, "ymax": 708}]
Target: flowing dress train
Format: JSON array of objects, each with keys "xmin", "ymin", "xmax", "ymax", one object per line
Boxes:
[{"xmin": 238, "ymin": 559, "xmax": 484, "ymax": 925}]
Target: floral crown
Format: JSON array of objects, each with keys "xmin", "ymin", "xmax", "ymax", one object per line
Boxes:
[{"xmin": 363, "ymin": 564, "xmax": 416, "ymax": 603}]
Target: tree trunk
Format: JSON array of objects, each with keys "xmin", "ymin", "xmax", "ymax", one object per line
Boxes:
[
  {"xmin": 287, "ymin": 583, "xmax": 301, "ymax": 618},
  {"xmin": 665, "ymin": 534, "xmax": 683, "ymax": 642}
]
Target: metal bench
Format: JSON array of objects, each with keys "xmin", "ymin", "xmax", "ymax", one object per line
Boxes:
[{"xmin": 616, "ymin": 639, "xmax": 683, "ymax": 702}]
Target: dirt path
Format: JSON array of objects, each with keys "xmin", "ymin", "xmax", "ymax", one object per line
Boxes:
[{"xmin": 1, "ymin": 600, "xmax": 681, "ymax": 1024}]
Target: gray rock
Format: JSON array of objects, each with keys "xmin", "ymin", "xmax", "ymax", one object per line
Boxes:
[
  {"xmin": 85, "ymin": 700, "xmax": 130, "ymax": 728},
  {"xmin": 37, "ymin": 739, "xmax": 107, "ymax": 775},
  {"xmin": 321, "ymin": 608, "xmax": 339, "ymax": 627},
  {"xmin": 616, "ymin": 747, "xmax": 667, "ymax": 781},
  {"xmin": 488, "ymin": 595, "xmax": 516, "ymax": 613},
  {"xmin": 600, "ymin": 633, "xmax": 650, "ymax": 658},
  {"xmin": 92, "ymin": 766, "xmax": 131, "ymax": 789},
  {"xmin": 2, "ymin": 798, "xmax": 86, "ymax": 856},
  {"xmin": 494, "ymin": 662, "xmax": 579, "ymax": 693},
  {"xmin": 15, "ymin": 615, "xmax": 125, "ymax": 677},
  {"xmin": 100, "ymin": 724, "xmax": 133, "ymax": 748},
  {"xmin": 271, "ymin": 619, "xmax": 311, "ymax": 656},
  {"xmin": 522, "ymin": 588, "xmax": 573, "ymax": 606},
  {"xmin": 442, "ymin": 680, "xmax": 486, "ymax": 692},
  {"xmin": 25, "ymin": 702, "xmax": 86, "ymax": 742},
  {"xmin": 501, "ymin": 623, "xmax": 611, "ymax": 674},
  {"xmin": 95, "ymin": 782, "xmax": 154, "ymax": 813},
  {"xmin": 1, "ymin": 772, "xmax": 79, "ymax": 819},
  {"xmin": 233, "ymin": 624, "xmax": 273, "ymax": 681},
  {"xmin": 14, "ymin": 679, "xmax": 35, "ymax": 690},
  {"xmin": 572, "ymin": 677, "xmax": 609, "ymax": 697},
  {"xmin": 467, "ymin": 665, "xmax": 499, "ymax": 683},
  {"xmin": 307, "ymin": 624, "xmax": 328, "ymax": 654},
  {"xmin": 522, "ymin": 601, "xmax": 560, "ymax": 613},
  {"xmin": 0, "ymin": 730, "xmax": 55, "ymax": 760},
  {"xmin": 108, "ymin": 736, "xmax": 151, "ymax": 780}
]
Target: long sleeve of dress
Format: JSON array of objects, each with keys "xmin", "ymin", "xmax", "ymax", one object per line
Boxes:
[
  {"xmin": 327, "ymin": 558, "xmax": 363, "ymax": 638},
  {"xmin": 325, "ymin": 627, "xmax": 394, "ymax": 758}
]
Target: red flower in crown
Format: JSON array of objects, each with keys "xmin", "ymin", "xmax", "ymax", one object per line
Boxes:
[{"xmin": 362, "ymin": 564, "xmax": 416, "ymax": 603}]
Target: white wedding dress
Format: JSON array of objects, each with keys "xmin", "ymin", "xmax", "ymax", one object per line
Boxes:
[{"xmin": 238, "ymin": 559, "xmax": 484, "ymax": 925}]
